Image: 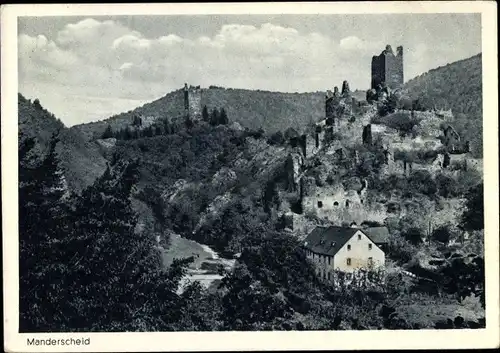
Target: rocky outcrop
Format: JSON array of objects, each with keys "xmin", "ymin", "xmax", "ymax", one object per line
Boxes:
[
  {"xmin": 286, "ymin": 149, "xmax": 305, "ymax": 192},
  {"xmin": 212, "ymin": 167, "xmax": 237, "ymax": 190}
]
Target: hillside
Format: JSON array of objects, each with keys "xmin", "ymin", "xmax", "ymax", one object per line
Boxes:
[
  {"xmin": 18, "ymin": 94, "xmax": 107, "ymax": 192},
  {"xmin": 404, "ymin": 53, "xmax": 482, "ymax": 157},
  {"xmin": 18, "ymin": 52, "xmax": 485, "ymax": 332},
  {"xmin": 71, "ymin": 88, "xmax": 325, "ymax": 140}
]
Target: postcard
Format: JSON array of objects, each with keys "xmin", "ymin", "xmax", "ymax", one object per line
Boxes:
[{"xmin": 2, "ymin": 2, "xmax": 499, "ymax": 352}]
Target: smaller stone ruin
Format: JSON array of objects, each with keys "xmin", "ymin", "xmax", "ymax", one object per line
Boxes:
[{"xmin": 341, "ymin": 80, "xmax": 351, "ymax": 96}]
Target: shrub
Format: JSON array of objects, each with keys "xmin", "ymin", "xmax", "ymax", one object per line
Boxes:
[
  {"xmin": 402, "ymin": 227, "xmax": 424, "ymax": 245},
  {"xmin": 385, "ymin": 112, "xmax": 420, "ymax": 135},
  {"xmin": 432, "ymin": 225, "xmax": 452, "ymax": 244}
]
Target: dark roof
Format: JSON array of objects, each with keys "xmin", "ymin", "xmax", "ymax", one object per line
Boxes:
[
  {"xmin": 303, "ymin": 226, "xmax": 359, "ymax": 257},
  {"xmin": 363, "ymin": 226, "xmax": 389, "ymax": 244}
]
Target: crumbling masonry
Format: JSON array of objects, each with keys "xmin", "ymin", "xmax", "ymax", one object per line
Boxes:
[
  {"xmin": 184, "ymin": 83, "xmax": 202, "ymax": 121},
  {"xmin": 371, "ymin": 45, "xmax": 404, "ymax": 90}
]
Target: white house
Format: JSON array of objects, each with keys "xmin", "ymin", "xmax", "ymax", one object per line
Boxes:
[{"xmin": 303, "ymin": 226, "xmax": 385, "ymax": 283}]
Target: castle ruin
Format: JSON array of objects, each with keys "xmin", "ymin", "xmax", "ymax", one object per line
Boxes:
[
  {"xmin": 184, "ymin": 83, "xmax": 202, "ymax": 121},
  {"xmin": 371, "ymin": 45, "xmax": 404, "ymax": 90}
]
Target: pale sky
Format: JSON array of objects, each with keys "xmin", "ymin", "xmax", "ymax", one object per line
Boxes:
[{"xmin": 18, "ymin": 14, "xmax": 481, "ymax": 126}]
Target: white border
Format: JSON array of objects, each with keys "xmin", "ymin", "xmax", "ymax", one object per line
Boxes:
[{"xmin": 2, "ymin": 2, "xmax": 499, "ymax": 352}]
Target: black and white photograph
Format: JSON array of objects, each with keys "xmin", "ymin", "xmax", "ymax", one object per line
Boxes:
[{"xmin": 2, "ymin": 2, "xmax": 499, "ymax": 352}]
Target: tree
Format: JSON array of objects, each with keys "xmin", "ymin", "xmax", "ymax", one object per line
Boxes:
[
  {"xmin": 202, "ymin": 105, "xmax": 209, "ymax": 122},
  {"xmin": 435, "ymin": 173, "xmax": 458, "ymax": 198},
  {"xmin": 408, "ymin": 170, "xmax": 437, "ymax": 196},
  {"xmin": 102, "ymin": 124, "xmax": 114, "ymax": 139},
  {"xmin": 124, "ymin": 127, "xmax": 132, "ymax": 140},
  {"xmin": 402, "ymin": 227, "xmax": 423, "ymax": 245},
  {"xmin": 219, "ymin": 108, "xmax": 229, "ymax": 125},
  {"xmin": 210, "ymin": 108, "xmax": 220, "ymax": 126},
  {"xmin": 64, "ymin": 159, "xmax": 188, "ymax": 331},
  {"xmin": 432, "ymin": 225, "xmax": 452, "ymax": 244},
  {"xmin": 132, "ymin": 115, "xmax": 142, "ymax": 127},
  {"xmin": 163, "ymin": 118, "xmax": 171, "ymax": 135},
  {"xmin": 460, "ymin": 183, "xmax": 484, "ymax": 231},
  {"xmin": 268, "ymin": 131, "xmax": 284, "ymax": 146},
  {"xmin": 19, "ymin": 132, "xmax": 72, "ymax": 332},
  {"xmin": 144, "ymin": 126, "xmax": 154, "ymax": 138}
]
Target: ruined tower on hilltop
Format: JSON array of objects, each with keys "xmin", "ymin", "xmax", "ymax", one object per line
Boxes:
[
  {"xmin": 183, "ymin": 83, "xmax": 202, "ymax": 121},
  {"xmin": 371, "ymin": 45, "xmax": 404, "ymax": 90}
]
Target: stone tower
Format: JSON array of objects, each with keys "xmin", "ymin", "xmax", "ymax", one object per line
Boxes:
[
  {"xmin": 371, "ymin": 45, "xmax": 404, "ymax": 90},
  {"xmin": 183, "ymin": 83, "xmax": 202, "ymax": 121}
]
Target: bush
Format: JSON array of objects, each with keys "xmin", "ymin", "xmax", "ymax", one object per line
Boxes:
[
  {"xmin": 460, "ymin": 183, "xmax": 484, "ymax": 231},
  {"xmin": 385, "ymin": 112, "xmax": 420, "ymax": 135},
  {"xmin": 387, "ymin": 233, "xmax": 419, "ymax": 264},
  {"xmin": 267, "ymin": 131, "xmax": 285, "ymax": 146},
  {"xmin": 435, "ymin": 173, "xmax": 459, "ymax": 198},
  {"xmin": 432, "ymin": 225, "xmax": 452, "ymax": 244},
  {"xmin": 408, "ymin": 170, "xmax": 437, "ymax": 196},
  {"xmin": 402, "ymin": 227, "xmax": 424, "ymax": 245}
]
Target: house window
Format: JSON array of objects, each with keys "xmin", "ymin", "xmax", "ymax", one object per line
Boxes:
[
  {"xmin": 328, "ymin": 272, "xmax": 331, "ymax": 280},
  {"xmin": 368, "ymin": 257, "xmax": 373, "ymax": 267},
  {"xmin": 347, "ymin": 258, "xmax": 351, "ymax": 266},
  {"xmin": 358, "ymin": 234, "xmax": 362, "ymax": 240},
  {"xmin": 347, "ymin": 244, "xmax": 351, "ymax": 251},
  {"xmin": 345, "ymin": 200, "xmax": 350, "ymax": 208},
  {"xmin": 317, "ymin": 201, "xmax": 323, "ymax": 208},
  {"xmin": 328, "ymin": 256, "xmax": 331, "ymax": 265},
  {"xmin": 368, "ymin": 243, "xmax": 372, "ymax": 250}
]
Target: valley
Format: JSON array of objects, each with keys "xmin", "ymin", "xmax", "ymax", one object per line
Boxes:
[{"xmin": 18, "ymin": 50, "xmax": 485, "ymax": 331}]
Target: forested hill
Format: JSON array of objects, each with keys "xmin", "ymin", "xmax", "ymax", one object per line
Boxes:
[
  {"xmin": 404, "ymin": 53, "xmax": 483, "ymax": 157},
  {"xmin": 71, "ymin": 88, "xmax": 326, "ymax": 140},
  {"xmin": 18, "ymin": 94, "xmax": 107, "ymax": 191}
]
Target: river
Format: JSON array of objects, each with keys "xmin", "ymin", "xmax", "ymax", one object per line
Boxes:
[{"xmin": 158, "ymin": 233, "xmax": 236, "ymax": 294}]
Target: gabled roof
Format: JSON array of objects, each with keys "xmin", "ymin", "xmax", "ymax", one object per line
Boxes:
[
  {"xmin": 363, "ymin": 226, "xmax": 390, "ymax": 244},
  {"xmin": 303, "ymin": 226, "xmax": 359, "ymax": 257}
]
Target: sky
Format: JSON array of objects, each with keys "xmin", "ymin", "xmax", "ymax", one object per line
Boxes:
[{"xmin": 18, "ymin": 14, "xmax": 481, "ymax": 126}]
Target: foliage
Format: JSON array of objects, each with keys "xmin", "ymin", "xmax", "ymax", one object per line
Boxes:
[
  {"xmin": 377, "ymin": 112, "xmax": 421, "ymax": 136},
  {"xmin": 267, "ymin": 131, "xmax": 285, "ymax": 145},
  {"xmin": 387, "ymin": 233, "xmax": 419, "ymax": 264},
  {"xmin": 19, "ymin": 144, "xmax": 194, "ymax": 331},
  {"xmin": 19, "ymin": 132, "xmax": 71, "ymax": 332},
  {"xmin": 437, "ymin": 256, "xmax": 485, "ymax": 308},
  {"xmin": 435, "ymin": 173, "xmax": 459, "ymax": 198},
  {"xmin": 431, "ymin": 225, "xmax": 452, "ymax": 244},
  {"xmin": 408, "ymin": 170, "xmax": 437, "ymax": 197},
  {"xmin": 405, "ymin": 54, "xmax": 482, "ymax": 157},
  {"xmin": 401, "ymin": 227, "xmax": 424, "ymax": 245},
  {"xmin": 18, "ymin": 94, "xmax": 107, "ymax": 192},
  {"xmin": 460, "ymin": 183, "xmax": 484, "ymax": 231},
  {"xmin": 202, "ymin": 105, "xmax": 209, "ymax": 122},
  {"xmin": 101, "ymin": 124, "xmax": 114, "ymax": 139}
]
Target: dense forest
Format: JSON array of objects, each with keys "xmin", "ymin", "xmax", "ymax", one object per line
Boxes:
[
  {"xmin": 71, "ymin": 88, "xmax": 326, "ymax": 141},
  {"xmin": 404, "ymin": 54, "xmax": 482, "ymax": 157},
  {"xmin": 18, "ymin": 94, "xmax": 107, "ymax": 191}
]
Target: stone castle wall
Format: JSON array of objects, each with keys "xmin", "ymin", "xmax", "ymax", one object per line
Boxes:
[
  {"xmin": 371, "ymin": 45, "xmax": 404, "ymax": 90},
  {"xmin": 184, "ymin": 83, "xmax": 202, "ymax": 121}
]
